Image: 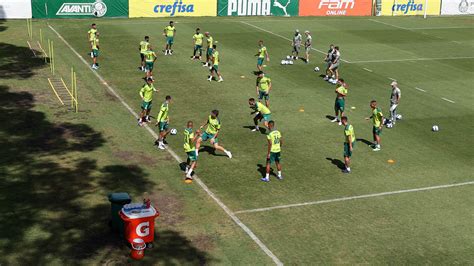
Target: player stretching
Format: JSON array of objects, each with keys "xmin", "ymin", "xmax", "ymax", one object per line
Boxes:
[
  {"xmin": 163, "ymin": 21, "xmax": 176, "ymax": 55},
  {"xmin": 143, "ymin": 47, "xmax": 157, "ymax": 80},
  {"xmin": 324, "ymin": 44, "xmax": 335, "ymax": 81},
  {"xmin": 203, "ymin": 32, "xmax": 213, "ymax": 67},
  {"xmin": 249, "ymin": 98, "xmax": 271, "ymax": 132},
  {"xmin": 389, "ymin": 81, "xmax": 401, "ymax": 125},
  {"xmin": 341, "ymin": 116, "xmax": 355, "ymax": 174},
  {"xmin": 331, "ymin": 79, "xmax": 348, "ymax": 125},
  {"xmin": 262, "ymin": 120, "xmax": 283, "ymax": 182},
  {"xmin": 208, "ymin": 45, "xmax": 223, "ymax": 82},
  {"xmin": 256, "ymin": 71, "xmax": 272, "ymax": 107},
  {"xmin": 138, "ymin": 78, "xmax": 158, "ymax": 126},
  {"xmin": 195, "ymin": 110, "xmax": 232, "ymax": 159},
  {"xmin": 91, "ymin": 32, "xmax": 100, "ymax": 69},
  {"xmin": 155, "ymin": 95, "xmax": 172, "ymax": 150},
  {"xmin": 366, "ymin": 100, "xmax": 384, "ymax": 151},
  {"xmin": 183, "ymin": 121, "xmax": 200, "ymax": 180},
  {"xmin": 139, "ymin": 36, "xmax": 150, "ymax": 71},
  {"xmin": 192, "ymin": 28, "xmax": 204, "ymax": 60},
  {"xmin": 291, "ymin": 29, "xmax": 302, "ymax": 60},
  {"xmin": 255, "ymin": 40, "xmax": 269, "ymax": 72},
  {"xmin": 328, "ymin": 46, "xmax": 341, "ymax": 84},
  {"xmin": 304, "ymin": 31, "xmax": 312, "ymax": 63}
]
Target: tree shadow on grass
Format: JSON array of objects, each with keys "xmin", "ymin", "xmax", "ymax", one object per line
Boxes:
[
  {"xmin": 0, "ymin": 43, "xmax": 47, "ymax": 79},
  {"xmin": 326, "ymin": 157, "xmax": 345, "ymax": 170},
  {"xmin": 0, "ymin": 86, "xmax": 214, "ymax": 265}
]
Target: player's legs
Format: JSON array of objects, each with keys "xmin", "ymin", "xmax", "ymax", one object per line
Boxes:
[
  {"xmin": 252, "ymin": 113, "xmax": 263, "ymax": 131},
  {"xmin": 195, "ymin": 137, "xmax": 203, "ymax": 156},
  {"xmin": 372, "ymin": 127, "xmax": 381, "ymax": 151},
  {"xmin": 216, "ymin": 70, "xmax": 223, "ymax": 82},
  {"xmin": 332, "ymin": 101, "xmax": 340, "ymax": 122},
  {"xmin": 211, "ymin": 139, "xmax": 232, "ymax": 158},
  {"xmin": 140, "ymin": 53, "xmax": 145, "ymax": 70},
  {"xmin": 390, "ymin": 104, "xmax": 397, "ymax": 123},
  {"xmin": 265, "ymin": 95, "xmax": 270, "ymax": 108},
  {"xmin": 186, "ymin": 160, "xmax": 197, "ymax": 179}
]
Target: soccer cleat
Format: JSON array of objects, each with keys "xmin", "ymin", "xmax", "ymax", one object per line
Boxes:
[
  {"xmin": 323, "ymin": 76, "xmax": 329, "ymax": 81},
  {"xmin": 277, "ymin": 175, "xmax": 283, "ymax": 180},
  {"xmin": 330, "ymin": 118, "xmax": 338, "ymax": 123},
  {"xmin": 251, "ymin": 127, "xmax": 259, "ymax": 132},
  {"xmin": 341, "ymin": 169, "xmax": 351, "ymax": 174},
  {"xmin": 338, "ymin": 121, "xmax": 342, "ymax": 126},
  {"xmin": 218, "ymin": 78, "xmax": 223, "ymax": 83},
  {"xmin": 185, "ymin": 166, "xmax": 189, "ymax": 173},
  {"xmin": 225, "ymin": 150, "xmax": 232, "ymax": 159},
  {"xmin": 372, "ymin": 146, "xmax": 381, "ymax": 152},
  {"xmin": 207, "ymin": 77, "xmax": 212, "ymax": 82},
  {"xmin": 158, "ymin": 144, "xmax": 166, "ymax": 150},
  {"xmin": 260, "ymin": 177, "xmax": 270, "ymax": 182},
  {"xmin": 146, "ymin": 116, "xmax": 151, "ymax": 122}
]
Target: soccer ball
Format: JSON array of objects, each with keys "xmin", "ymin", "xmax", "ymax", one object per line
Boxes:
[
  {"xmin": 396, "ymin": 114, "xmax": 402, "ymax": 120},
  {"xmin": 288, "ymin": 60, "xmax": 294, "ymax": 65},
  {"xmin": 432, "ymin": 125, "xmax": 439, "ymax": 132},
  {"xmin": 286, "ymin": 55, "xmax": 291, "ymax": 60},
  {"xmin": 170, "ymin": 128, "xmax": 178, "ymax": 135},
  {"xmin": 314, "ymin": 67, "xmax": 320, "ymax": 72},
  {"xmin": 386, "ymin": 121, "xmax": 393, "ymax": 128},
  {"xmin": 280, "ymin": 60, "xmax": 287, "ymax": 65}
]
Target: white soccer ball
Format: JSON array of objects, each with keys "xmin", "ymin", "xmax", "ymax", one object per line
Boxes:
[
  {"xmin": 170, "ymin": 128, "xmax": 178, "ymax": 135},
  {"xmin": 288, "ymin": 60, "xmax": 294, "ymax": 65},
  {"xmin": 396, "ymin": 114, "xmax": 402, "ymax": 120},
  {"xmin": 286, "ymin": 55, "xmax": 291, "ymax": 60},
  {"xmin": 280, "ymin": 60, "xmax": 287, "ymax": 65},
  {"xmin": 386, "ymin": 121, "xmax": 393, "ymax": 128},
  {"xmin": 432, "ymin": 125, "xmax": 439, "ymax": 132},
  {"xmin": 314, "ymin": 67, "xmax": 320, "ymax": 72}
]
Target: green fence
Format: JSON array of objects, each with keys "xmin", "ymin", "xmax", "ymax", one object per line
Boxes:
[
  {"xmin": 218, "ymin": 0, "xmax": 299, "ymax": 16},
  {"xmin": 32, "ymin": 0, "xmax": 129, "ymax": 18}
]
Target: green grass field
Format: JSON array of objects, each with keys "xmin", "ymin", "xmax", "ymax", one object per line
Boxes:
[{"xmin": 1, "ymin": 15, "xmax": 473, "ymax": 264}]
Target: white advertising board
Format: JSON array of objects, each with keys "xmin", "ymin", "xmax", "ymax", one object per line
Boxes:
[
  {"xmin": 0, "ymin": 0, "xmax": 32, "ymax": 18},
  {"xmin": 441, "ymin": 0, "xmax": 474, "ymax": 15}
]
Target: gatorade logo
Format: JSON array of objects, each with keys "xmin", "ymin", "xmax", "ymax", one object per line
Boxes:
[
  {"xmin": 136, "ymin": 222, "xmax": 150, "ymax": 237},
  {"xmin": 154, "ymin": 0, "xmax": 195, "ymax": 16}
]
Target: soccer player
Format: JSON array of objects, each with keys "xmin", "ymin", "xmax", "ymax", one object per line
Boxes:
[
  {"xmin": 155, "ymin": 95, "xmax": 171, "ymax": 150},
  {"xmin": 91, "ymin": 32, "xmax": 100, "ymax": 69},
  {"xmin": 192, "ymin": 28, "xmax": 204, "ymax": 60},
  {"xmin": 256, "ymin": 71, "xmax": 272, "ymax": 107},
  {"xmin": 389, "ymin": 81, "xmax": 401, "ymax": 124},
  {"xmin": 143, "ymin": 47, "xmax": 157, "ymax": 79},
  {"xmin": 208, "ymin": 45, "xmax": 223, "ymax": 82},
  {"xmin": 341, "ymin": 116, "xmax": 355, "ymax": 174},
  {"xmin": 304, "ymin": 30, "xmax": 312, "ymax": 63},
  {"xmin": 203, "ymin": 32, "xmax": 213, "ymax": 67},
  {"xmin": 138, "ymin": 78, "xmax": 158, "ymax": 126},
  {"xmin": 249, "ymin": 98, "xmax": 271, "ymax": 132},
  {"xmin": 139, "ymin": 36, "xmax": 150, "ymax": 71},
  {"xmin": 87, "ymin": 23, "xmax": 97, "ymax": 45},
  {"xmin": 255, "ymin": 40, "xmax": 269, "ymax": 71},
  {"xmin": 163, "ymin": 21, "xmax": 176, "ymax": 55},
  {"xmin": 291, "ymin": 29, "xmax": 302, "ymax": 60},
  {"xmin": 183, "ymin": 120, "xmax": 200, "ymax": 179},
  {"xmin": 328, "ymin": 46, "xmax": 341, "ymax": 84},
  {"xmin": 262, "ymin": 120, "xmax": 283, "ymax": 182},
  {"xmin": 366, "ymin": 100, "xmax": 384, "ymax": 151},
  {"xmin": 195, "ymin": 110, "xmax": 232, "ymax": 159},
  {"xmin": 331, "ymin": 79, "xmax": 348, "ymax": 125},
  {"xmin": 324, "ymin": 44, "xmax": 335, "ymax": 81}
]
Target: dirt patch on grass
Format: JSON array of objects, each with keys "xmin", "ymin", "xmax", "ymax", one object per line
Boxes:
[
  {"xmin": 191, "ymin": 234, "xmax": 216, "ymax": 252},
  {"xmin": 113, "ymin": 150, "xmax": 158, "ymax": 167},
  {"xmin": 149, "ymin": 193, "xmax": 185, "ymax": 227},
  {"xmin": 104, "ymin": 90, "xmax": 118, "ymax": 102}
]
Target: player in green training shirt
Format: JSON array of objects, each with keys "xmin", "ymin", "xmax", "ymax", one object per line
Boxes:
[
  {"xmin": 163, "ymin": 21, "xmax": 176, "ymax": 55},
  {"xmin": 138, "ymin": 78, "xmax": 158, "ymax": 126},
  {"xmin": 155, "ymin": 95, "xmax": 172, "ymax": 150},
  {"xmin": 139, "ymin": 36, "xmax": 150, "ymax": 71},
  {"xmin": 366, "ymin": 100, "xmax": 384, "ymax": 151},
  {"xmin": 183, "ymin": 120, "xmax": 201, "ymax": 180},
  {"xmin": 87, "ymin": 23, "xmax": 97, "ymax": 45},
  {"xmin": 256, "ymin": 71, "xmax": 272, "ymax": 107},
  {"xmin": 207, "ymin": 45, "xmax": 223, "ymax": 82},
  {"xmin": 262, "ymin": 120, "xmax": 283, "ymax": 182},
  {"xmin": 203, "ymin": 32, "xmax": 213, "ymax": 67},
  {"xmin": 331, "ymin": 79, "xmax": 348, "ymax": 125},
  {"xmin": 143, "ymin": 47, "xmax": 157, "ymax": 80},
  {"xmin": 91, "ymin": 32, "xmax": 100, "ymax": 70},
  {"xmin": 341, "ymin": 116, "xmax": 355, "ymax": 174},
  {"xmin": 255, "ymin": 40, "xmax": 269, "ymax": 72},
  {"xmin": 192, "ymin": 28, "xmax": 204, "ymax": 60},
  {"xmin": 249, "ymin": 98, "xmax": 271, "ymax": 132},
  {"xmin": 195, "ymin": 110, "xmax": 232, "ymax": 159}
]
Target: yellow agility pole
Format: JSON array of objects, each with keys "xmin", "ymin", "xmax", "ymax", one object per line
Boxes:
[
  {"xmin": 71, "ymin": 67, "xmax": 74, "ymax": 108},
  {"xmin": 51, "ymin": 40, "xmax": 55, "ymax": 75},
  {"xmin": 48, "ymin": 39, "xmax": 52, "ymax": 73},
  {"xmin": 40, "ymin": 28, "xmax": 44, "ymax": 46},
  {"xmin": 73, "ymin": 71, "xmax": 78, "ymax": 113},
  {"xmin": 26, "ymin": 19, "xmax": 32, "ymax": 39}
]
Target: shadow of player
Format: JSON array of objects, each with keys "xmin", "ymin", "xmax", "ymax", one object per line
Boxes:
[
  {"xmin": 257, "ymin": 163, "xmax": 275, "ymax": 178},
  {"xmin": 242, "ymin": 125, "xmax": 266, "ymax": 134},
  {"xmin": 326, "ymin": 157, "xmax": 345, "ymax": 170},
  {"xmin": 356, "ymin": 138, "xmax": 373, "ymax": 146}
]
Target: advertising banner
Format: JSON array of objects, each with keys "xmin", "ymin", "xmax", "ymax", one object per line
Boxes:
[
  {"xmin": 380, "ymin": 0, "xmax": 441, "ymax": 16},
  {"xmin": 299, "ymin": 0, "xmax": 372, "ymax": 16},
  {"xmin": 441, "ymin": 0, "xmax": 474, "ymax": 15},
  {"xmin": 217, "ymin": 0, "xmax": 299, "ymax": 16},
  {"xmin": 0, "ymin": 0, "xmax": 32, "ymax": 18},
  {"xmin": 130, "ymin": 0, "xmax": 217, "ymax": 17},
  {"xmin": 32, "ymin": 0, "xmax": 128, "ymax": 18}
]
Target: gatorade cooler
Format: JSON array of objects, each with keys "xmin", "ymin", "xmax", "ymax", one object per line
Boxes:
[
  {"xmin": 130, "ymin": 238, "xmax": 146, "ymax": 260},
  {"xmin": 119, "ymin": 203, "xmax": 160, "ymax": 245}
]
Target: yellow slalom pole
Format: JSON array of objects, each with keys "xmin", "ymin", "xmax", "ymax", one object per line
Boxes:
[
  {"xmin": 48, "ymin": 39, "xmax": 52, "ymax": 73},
  {"xmin": 29, "ymin": 19, "xmax": 33, "ymax": 39},
  {"xmin": 74, "ymin": 71, "xmax": 78, "ymax": 113},
  {"xmin": 40, "ymin": 28, "xmax": 43, "ymax": 46},
  {"xmin": 51, "ymin": 40, "xmax": 55, "ymax": 75}
]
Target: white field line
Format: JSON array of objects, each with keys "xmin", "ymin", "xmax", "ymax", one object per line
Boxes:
[
  {"xmin": 388, "ymin": 77, "xmax": 397, "ymax": 81},
  {"xmin": 369, "ymin": 19, "xmax": 408, "ymax": 30},
  {"xmin": 363, "ymin": 67, "xmax": 373, "ymax": 72},
  {"xmin": 48, "ymin": 24, "xmax": 283, "ymax": 266},
  {"xmin": 235, "ymin": 181, "xmax": 474, "ymax": 214},
  {"xmin": 442, "ymin": 97, "xmax": 455, "ymax": 103},
  {"xmin": 26, "ymin": 41, "xmax": 37, "ymax": 57},
  {"xmin": 239, "ymin": 21, "xmax": 351, "ymax": 63},
  {"xmin": 415, "ymin": 87, "xmax": 426, "ymax": 92},
  {"xmin": 350, "ymin": 56, "xmax": 474, "ymax": 64}
]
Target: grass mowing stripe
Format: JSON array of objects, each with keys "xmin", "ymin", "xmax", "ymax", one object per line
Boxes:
[
  {"xmin": 235, "ymin": 181, "xmax": 474, "ymax": 214},
  {"xmin": 442, "ymin": 97, "xmax": 455, "ymax": 103},
  {"xmin": 48, "ymin": 23, "xmax": 283, "ymax": 266}
]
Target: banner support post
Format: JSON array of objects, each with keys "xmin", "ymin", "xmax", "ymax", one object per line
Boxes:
[{"xmin": 424, "ymin": 0, "xmax": 428, "ymax": 18}]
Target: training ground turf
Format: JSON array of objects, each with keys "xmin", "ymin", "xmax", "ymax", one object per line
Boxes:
[{"xmin": 1, "ymin": 16, "xmax": 473, "ymax": 264}]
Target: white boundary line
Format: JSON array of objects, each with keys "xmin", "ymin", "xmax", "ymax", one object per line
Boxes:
[
  {"xmin": 235, "ymin": 181, "xmax": 474, "ymax": 214},
  {"xmin": 415, "ymin": 87, "xmax": 426, "ymax": 92},
  {"xmin": 350, "ymin": 56, "xmax": 474, "ymax": 64},
  {"xmin": 362, "ymin": 67, "xmax": 373, "ymax": 72},
  {"xmin": 239, "ymin": 21, "xmax": 351, "ymax": 63},
  {"xmin": 48, "ymin": 24, "xmax": 283, "ymax": 266},
  {"xmin": 442, "ymin": 97, "xmax": 455, "ymax": 103},
  {"xmin": 369, "ymin": 19, "xmax": 408, "ymax": 30}
]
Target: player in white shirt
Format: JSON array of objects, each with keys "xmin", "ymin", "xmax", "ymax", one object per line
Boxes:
[
  {"xmin": 389, "ymin": 81, "xmax": 401, "ymax": 124},
  {"xmin": 304, "ymin": 31, "xmax": 312, "ymax": 63},
  {"xmin": 328, "ymin": 46, "xmax": 341, "ymax": 84},
  {"xmin": 291, "ymin": 29, "xmax": 302, "ymax": 60}
]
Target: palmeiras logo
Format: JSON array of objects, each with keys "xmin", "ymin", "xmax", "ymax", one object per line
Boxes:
[{"xmin": 56, "ymin": 0, "xmax": 108, "ymax": 17}]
